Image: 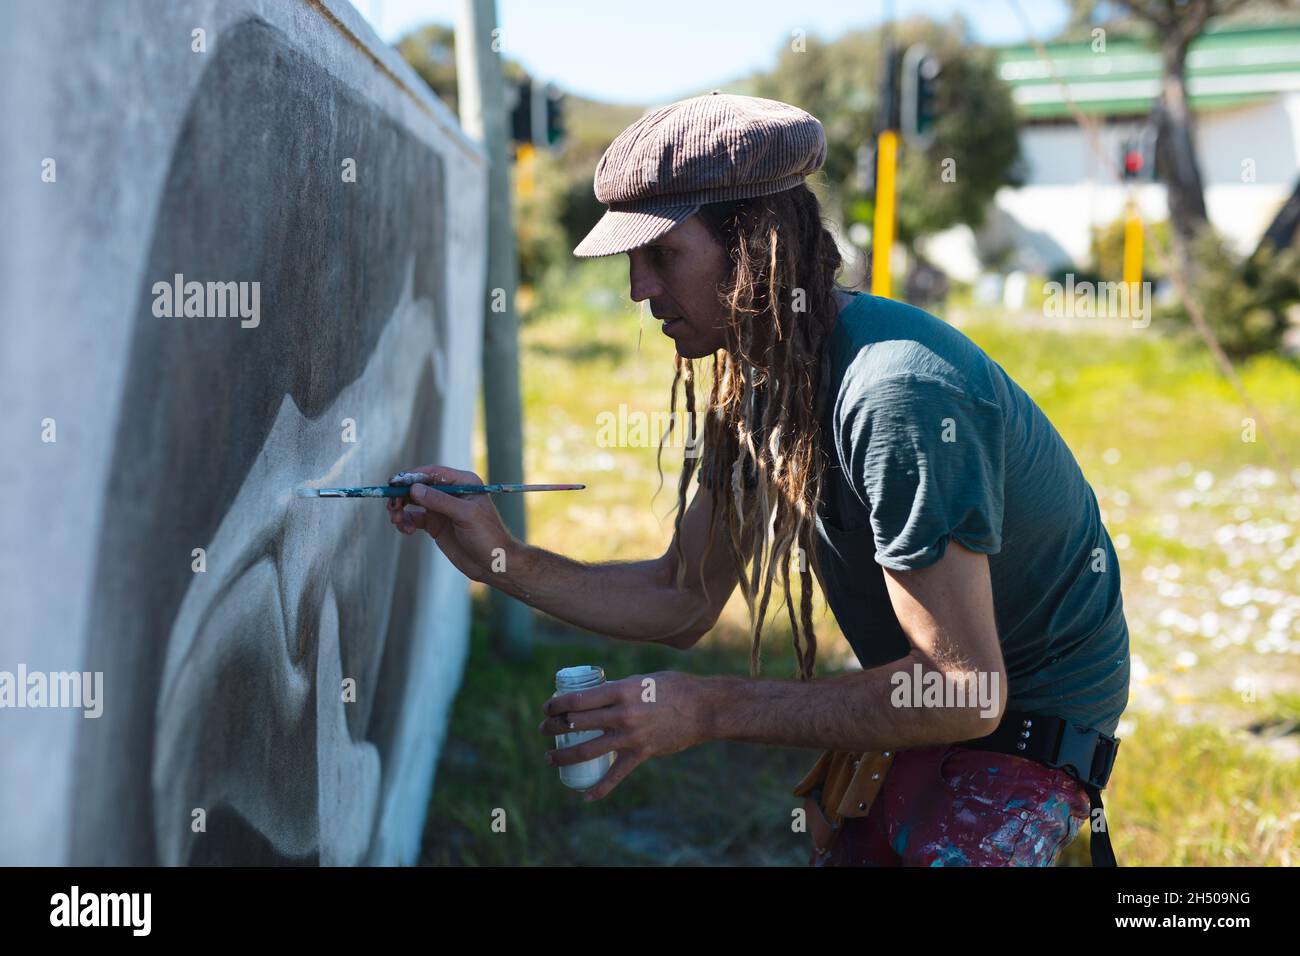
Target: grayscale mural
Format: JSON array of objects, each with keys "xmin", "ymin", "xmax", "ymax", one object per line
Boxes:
[{"xmin": 0, "ymin": 0, "xmax": 487, "ymax": 865}]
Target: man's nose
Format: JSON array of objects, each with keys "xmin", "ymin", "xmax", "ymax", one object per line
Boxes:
[{"xmin": 628, "ymin": 252, "xmax": 663, "ymax": 303}]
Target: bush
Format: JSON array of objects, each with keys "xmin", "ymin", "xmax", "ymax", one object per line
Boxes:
[
  {"xmin": 1153, "ymin": 228, "xmax": 1300, "ymax": 358},
  {"xmin": 1089, "ymin": 216, "xmax": 1171, "ymax": 284}
]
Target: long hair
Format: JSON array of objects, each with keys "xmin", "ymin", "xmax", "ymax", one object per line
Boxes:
[{"xmin": 658, "ymin": 182, "xmax": 846, "ymax": 682}]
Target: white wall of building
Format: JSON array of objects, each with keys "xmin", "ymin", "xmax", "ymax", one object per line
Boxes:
[{"xmin": 926, "ymin": 93, "xmax": 1300, "ymax": 277}]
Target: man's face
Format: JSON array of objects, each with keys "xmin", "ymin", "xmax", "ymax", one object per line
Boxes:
[{"xmin": 626, "ymin": 214, "xmax": 731, "ymax": 359}]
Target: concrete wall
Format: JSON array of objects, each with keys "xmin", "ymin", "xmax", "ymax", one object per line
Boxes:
[{"xmin": 0, "ymin": 0, "xmax": 487, "ymax": 865}]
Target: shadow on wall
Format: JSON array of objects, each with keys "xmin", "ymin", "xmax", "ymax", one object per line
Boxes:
[{"xmin": 69, "ymin": 17, "xmax": 448, "ymax": 865}]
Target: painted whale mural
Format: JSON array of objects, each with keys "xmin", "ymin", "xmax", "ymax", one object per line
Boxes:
[{"xmin": 0, "ymin": 0, "xmax": 487, "ymax": 865}]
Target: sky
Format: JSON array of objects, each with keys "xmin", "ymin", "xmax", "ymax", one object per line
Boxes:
[{"xmin": 350, "ymin": 0, "xmax": 1071, "ymax": 105}]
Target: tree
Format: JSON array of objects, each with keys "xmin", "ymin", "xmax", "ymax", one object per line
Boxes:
[
  {"xmin": 1117, "ymin": 0, "xmax": 1227, "ymax": 275},
  {"xmin": 752, "ymin": 16, "xmax": 1022, "ymax": 271},
  {"xmin": 1254, "ymin": 174, "xmax": 1300, "ymax": 258},
  {"xmin": 892, "ymin": 42, "xmax": 1023, "ymax": 245},
  {"xmin": 1067, "ymin": 0, "xmax": 1298, "ymax": 277},
  {"xmin": 395, "ymin": 24, "xmax": 461, "ymax": 115},
  {"xmin": 397, "ymin": 23, "xmax": 571, "ymax": 292},
  {"xmin": 395, "ymin": 23, "xmax": 528, "ymax": 118}
]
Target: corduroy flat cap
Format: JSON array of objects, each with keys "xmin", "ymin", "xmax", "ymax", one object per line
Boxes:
[{"xmin": 572, "ymin": 90, "xmax": 826, "ymax": 258}]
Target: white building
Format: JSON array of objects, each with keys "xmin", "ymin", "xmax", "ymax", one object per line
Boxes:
[{"xmin": 925, "ymin": 19, "xmax": 1300, "ymax": 280}]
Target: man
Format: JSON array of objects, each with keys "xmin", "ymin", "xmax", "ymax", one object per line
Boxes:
[{"xmin": 387, "ymin": 92, "xmax": 1129, "ymax": 866}]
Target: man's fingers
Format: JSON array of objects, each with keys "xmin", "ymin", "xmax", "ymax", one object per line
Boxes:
[
  {"xmin": 407, "ymin": 483, "xmax": 474, "ymax": 520},
  {"xmin": 403, "ymin": 463, "xmax": 484, "ymax": 486},
  {"xmin": 388, "ymin": 506, "xmax": 450, "ymax": 541},
  {"xmin": 548, "ymin": 732, "xmax": 623, "ymax": 767},
  {"xmin": 387, "ymin": 462, "xmax": 486, "ymax": 522},
  {"xmin": 388, "ymin": 505, "xmax": 408, "ymax": 528},
  {"xmin": 419, "ymin": 511, "xmax": 451, "ymax": 538},
  {"xmin": 580, "ymin": 752, "xmax": 643, "ymax": 802},
  {"xmin": 545, "ymin": 684, "xmax": 621, "ymax": 717},
  {"xmin": 538, "ymin": 705, "xmax": 622, "ymax": 737}
]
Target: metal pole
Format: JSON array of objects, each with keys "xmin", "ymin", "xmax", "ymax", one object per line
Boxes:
[
  {"xmin": 456, "ymin": 0, "xmax": 534, "ymax": 659},
  {"xmin": 872, "ymin": 0, "xmax": 898, "ymax": 298},
  {"xmin": 872, "ymin": 129, "xmax": 897, "ymax": 298}
]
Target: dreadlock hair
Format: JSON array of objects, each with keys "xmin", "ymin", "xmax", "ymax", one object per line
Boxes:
[{"xmin": 657, "ymin": 181, "xmax": 846, "ymax": 682}]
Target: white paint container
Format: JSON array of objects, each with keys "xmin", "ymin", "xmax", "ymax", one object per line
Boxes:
[{"xmin": 553, "ymin": 665, "xmax": 615, "ymax": 790}]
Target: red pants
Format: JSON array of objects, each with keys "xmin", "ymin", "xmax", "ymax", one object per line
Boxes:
[{"xmin": 811, "ymin": 744, "xmax": 1091, "ymax": 866}]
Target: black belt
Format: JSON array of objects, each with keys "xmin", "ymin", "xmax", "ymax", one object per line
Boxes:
[{"xmin": 953, "ymin": 709, "xmax": 1120, "ymax": 867}]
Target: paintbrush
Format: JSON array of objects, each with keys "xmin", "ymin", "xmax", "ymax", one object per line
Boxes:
[{"xmin": 297, "ymin": 482, "xmax": 585, "ymax": 498}]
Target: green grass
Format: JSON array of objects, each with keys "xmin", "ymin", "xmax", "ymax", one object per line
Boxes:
[
  {"xmin": 1058, "ymin": 710, "xmax": 1300, "ymax": 867},
  {"xmin": 419, "ymin": 595, "xmax": 815, "ymax": 866},
  {"xmin": 423, "ymin": 261, "xmax": 1300, "ymax": 866}
]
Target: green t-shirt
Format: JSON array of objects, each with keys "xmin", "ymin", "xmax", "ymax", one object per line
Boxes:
[{"xmin": 702, "ymin": 292, "xmax": 1130, "ymax": 735}]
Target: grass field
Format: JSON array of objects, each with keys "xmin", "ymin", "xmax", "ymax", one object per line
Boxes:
[{"xmin": 420, "ymin": 257, "xmax": 1300, "ymax": 866}]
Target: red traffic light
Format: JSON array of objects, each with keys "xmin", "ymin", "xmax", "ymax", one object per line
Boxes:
[{"xmin": 1123, "ymin": 149, "xmax": 1144, "ymax": 177}]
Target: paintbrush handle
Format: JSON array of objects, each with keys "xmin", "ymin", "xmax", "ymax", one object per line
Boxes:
[
  {"xmin": 311, "ymin": 483, "xmax": 585, "ymax": 498},
  {"xmin": 409, "ymin": 483, "xmax": 586, "ymax": 495}
]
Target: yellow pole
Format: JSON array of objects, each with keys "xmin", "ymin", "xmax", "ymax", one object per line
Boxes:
[
  {"xmin": 1122, "ymin": 200, "xmax": 1143, "ymax": 317},
  {"xmin": 871, "ymin": 130, "xmax": 898, "ymax": 298},
  {"xmin": 516, "ymin": 141, "xmax": 536, "ymax": 198}
]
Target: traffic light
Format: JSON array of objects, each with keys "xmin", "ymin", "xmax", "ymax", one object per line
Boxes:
[
  {"xmin": 508, "ymin": 77, "xmax": 566, "ymax": 151},
  {"xmin": 901, "ymin": 44, "xmax": 940, "ymax": 149},
  {"xmin": 1117, "ymin": 125, "xmax": 1155, "ymax": 182},
  {"xmin": 1120, "ymin": 141, "xmax": 1146, "ymax": 181},
  {"xmin": 856, "ymin": 141, "xmax": 876, "ymax": 195},
  {"xmin": 878, "ymin": 44, "xmax": 901, "ymax": 134},
  {"xmin": 508, "ymin": 77, "xmax": 533, "ymax": 144},
  {"xmin": 544, "ymin": 84, "xmax": 565, "ymax": 148}
]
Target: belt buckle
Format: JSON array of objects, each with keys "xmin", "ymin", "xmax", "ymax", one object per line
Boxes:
[
  {"xmin": 1090, "ymin": 732, "xmax": 1120, "ymax": 788},
  {"xmin": 1046, "ymin": 721, "xmax": 1117, "ymax": 788}
]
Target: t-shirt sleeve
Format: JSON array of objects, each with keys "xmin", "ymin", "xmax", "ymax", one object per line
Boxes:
[{"xmin": 835, "ymin": 371, "xmax": 1005, "ymax": 571}]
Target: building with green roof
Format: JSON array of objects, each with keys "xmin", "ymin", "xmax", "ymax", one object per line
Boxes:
[{"xmin": 925, "ymin": 19, "xmax": 1300, "ymax": 278}]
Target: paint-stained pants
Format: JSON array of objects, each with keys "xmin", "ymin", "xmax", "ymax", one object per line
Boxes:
[{"xmin": 810, "ymin": 744, "xmax": 1090, "ymax": 866}]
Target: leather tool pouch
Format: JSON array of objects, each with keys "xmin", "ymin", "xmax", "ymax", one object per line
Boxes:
[{"xmin": 791, "ymin": 749, "xmax": 895, "ymax": 858}]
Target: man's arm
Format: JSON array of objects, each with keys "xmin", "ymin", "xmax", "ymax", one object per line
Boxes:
[
  {"xmin": 495, "ymin": 482, "xmax": 739, "ymax": 648},
  {"xmin": 699, "ymin": 540, "xmax": 1008, "ymax": 750}
]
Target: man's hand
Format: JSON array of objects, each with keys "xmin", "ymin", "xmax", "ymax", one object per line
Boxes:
[
  {"xmin": 697, "ymin": 541, "xmax": 1009, "ymax": 754},
  {"xmin": 539, "ymin": 671, "xmax": 708, "ymax": 801},
  {"xmin": 386, "ymin": 464, "xmax": 518, "ymax": 583}
]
